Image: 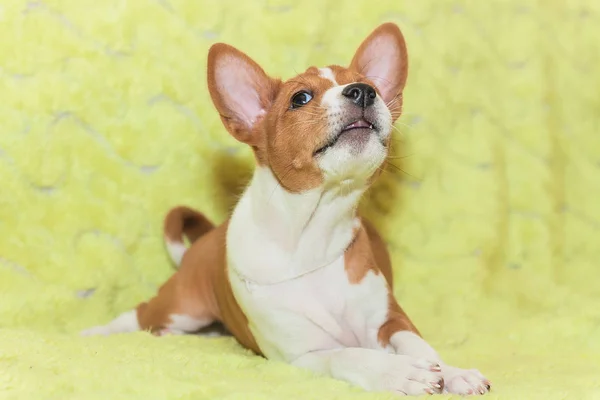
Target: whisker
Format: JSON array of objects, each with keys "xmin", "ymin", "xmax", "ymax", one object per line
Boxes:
[
  {"xmin": 267, "ymin": 163, "xmax": 296, "ymax": 206},
  {"xmin": 391, "ymin": 125, "xmax": 411, "ymax": 137},
  {"xmin": 384, "ymin": 161, "xmax": 419, "ymax": 180},
  {"xmin": 394, "ymin": 120, "xmax": 413, "ymax": 129},
  {"xmin": 375, "ymin": 165, "xmax": 395, "ymax": 178},
  {"xmin": 387, "ymin": 154, "xmax": 414, "ymax": 160},
  {"xmin": 284, "ymin": 119, "xmax": 325, "ymax": 131},
  {"xmin": 292, "ymin": 109, "xmax": 327, "ymax": 118},
  {"xmin": 390, "ymin": 125, "xmax": 408, "ymax": 140},
  {"xmin": 291, "ymin": 69, "xmax": 312, "ymax": 88},
  {"xmin": 386, "ymin": 93, "xmax": 403, "ymax": 105},
  {"xmin": 386, "ymin": 100, "xmax": 401, "ymax": 110},
  {"xmin": 365, "ymin": 74, "xmax": 393, "ymax": 87}
]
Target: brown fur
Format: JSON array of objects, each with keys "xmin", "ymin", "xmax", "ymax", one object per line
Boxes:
[
  {"xmin": 164, "ymin": 206, "xmax": 215, "ymax": 245},
  {"xmin": 139, "ymin": 210, "xmax": 417, "ymax": 355},
  {"xmin": 136, "ymin": 22, "xmax": 417, "ymax": 356},
  {"xmin": 205, "ymin": 25, "xmax": 404, "ymax": 194},
  {"xmin": 345, "ymin": 218, "xmax": 420, "ymax": 347},
  {"xmin": 137, "ymin": 218, "xmax": 262, "ymax": 355}
]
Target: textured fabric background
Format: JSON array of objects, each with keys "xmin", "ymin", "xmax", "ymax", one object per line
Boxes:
[{"xmin": 1, "ymin": 1, "xmax": 599, "ymax": 399}]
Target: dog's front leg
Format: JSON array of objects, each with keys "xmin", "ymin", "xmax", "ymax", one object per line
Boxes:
[
  {"xmin": 292, "ymin": 348, "xmax": 444, "ymax": 396},
  {"xmin": 383, "ymin": 314, "xmax": 491, "ymax": 395}
]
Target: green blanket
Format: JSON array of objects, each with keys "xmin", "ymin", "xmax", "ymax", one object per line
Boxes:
[{"xmin": 1, "ymin": 0, "xmax": 599, "ymax": 398}]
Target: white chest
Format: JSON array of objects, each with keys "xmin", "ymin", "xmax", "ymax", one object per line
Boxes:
[
  {"xmin": 228, "ymin": 254, "xmax": 390, "ymax": 362},
  {"xmin": 226, "ymin": 167, "xmax": 391, "ymax": 362}
]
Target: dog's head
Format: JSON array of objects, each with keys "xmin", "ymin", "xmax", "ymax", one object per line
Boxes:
[{"xmin": 207, "ymin": 23, "xmax": 408, "ymax": 192}]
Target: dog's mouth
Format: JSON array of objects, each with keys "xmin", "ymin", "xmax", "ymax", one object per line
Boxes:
[
  {"xmin": 315, "ymin": 118, "xmax": 377, "ymax": 155},
  {"xmin": 342, "ymin": 119, "xmax": 374, "ymax": 131}
]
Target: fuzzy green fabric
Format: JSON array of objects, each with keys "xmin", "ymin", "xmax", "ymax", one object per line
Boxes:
[{"xmin": 1, "ymin": 1, "xmax": 599, "ymax": 399}]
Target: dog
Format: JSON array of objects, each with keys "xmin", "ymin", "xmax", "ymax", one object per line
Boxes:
[{"xmin": 82, "ymin": 22, "xmax": 491, "ymax": 396}]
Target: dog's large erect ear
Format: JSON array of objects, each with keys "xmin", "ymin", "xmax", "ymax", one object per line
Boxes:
[
  {"xmin": 350, "ymin": 23, "xmax": 408, "ymax": 116},
  {"xmin": 207, "ymin": 43, "xmax": 280, "ymax": 145}
]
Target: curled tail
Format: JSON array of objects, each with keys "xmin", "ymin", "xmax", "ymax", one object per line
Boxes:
[{"xmin": 163, "ymin": 206, "xmax": 215, "ymax": 267}]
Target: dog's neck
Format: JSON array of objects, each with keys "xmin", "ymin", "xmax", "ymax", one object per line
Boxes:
[{"xmin": 227, "ymin": 166, "xmax": 365, "ymax": 285}]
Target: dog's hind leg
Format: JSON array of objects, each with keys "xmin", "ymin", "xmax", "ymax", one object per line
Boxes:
[
  {"xmin": 81, "ymin": 271, "xmax": 217, "ymax": 336},
  {"xmin": 81, "ymin": 206, "xmax": 221, "ymax": 337},
  {"xmin": 80, "ymin": 309, "xmax": 141, "ymax": 336}
]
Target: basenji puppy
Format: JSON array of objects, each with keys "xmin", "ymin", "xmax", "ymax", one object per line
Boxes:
[{"xmin": 82, "ymin": 23, "xmax": 491, "ymax": 396}]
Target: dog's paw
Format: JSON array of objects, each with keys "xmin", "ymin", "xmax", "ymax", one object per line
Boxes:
[
  {"xmin": 80, "ymin": 325, "xmax": 111, "ymax": 336},
  {"xmin": 374, "ymin": 356, "xmax": 444, "ymax": 396},
  {"xmin": 155, "ymin": 327, "xmax": 185, "ymax": 336},
  {"xmin": 442, "ymin": 365, "xmax": 491, "ymax": 395}
]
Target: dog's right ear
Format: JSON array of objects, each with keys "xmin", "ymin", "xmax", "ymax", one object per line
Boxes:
[{"xmin": 207, "ymin": 43, "xmax": 281, "ymax": 146}]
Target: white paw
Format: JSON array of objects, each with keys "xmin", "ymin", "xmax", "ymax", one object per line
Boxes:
[
  {"xmin": 80, "ymin": 310, "xmax": 140, "ymax": 337},
  {"xmin": 155, "ymin": 328, "xmax": 185, "ymax": 336},
  {"xmin": 80, "ymin": 325, "xmax": 112, "ymax": 336},
  {"xmin": 374, "ymin": 356, "xmax": 445, "ymax": 396},
  {"xmin": 442, "ymin": 365, "xmax": 491, "ymax": 395}
]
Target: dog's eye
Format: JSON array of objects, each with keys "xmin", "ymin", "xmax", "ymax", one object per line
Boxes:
[{"xmin": 290, "ymin": 91, "xmax": 313, "ymax": 109}]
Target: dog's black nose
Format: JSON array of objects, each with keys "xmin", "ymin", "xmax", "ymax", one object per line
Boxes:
[{"xmin": 342, "ymin": 83, "xmax": 376, "ymax": 108}]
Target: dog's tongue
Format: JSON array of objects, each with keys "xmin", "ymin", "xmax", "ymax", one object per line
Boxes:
[{"xmin": 343, "ymin": 119, "xmax": 371, "ymax": 130}]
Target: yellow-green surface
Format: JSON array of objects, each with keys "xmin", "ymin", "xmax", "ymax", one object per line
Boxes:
[{"xmin": 1, "ymin": 1, "xmax": 599, "ymax": 399}]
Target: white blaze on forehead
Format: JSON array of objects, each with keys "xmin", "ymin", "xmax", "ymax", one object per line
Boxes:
[{"xmin": 318, "ymin": 68, "xmax": 338, "ymax": 86}]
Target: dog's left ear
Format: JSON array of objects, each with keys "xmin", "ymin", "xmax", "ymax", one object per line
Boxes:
[{"xmin": 350, "ymin": 23, "xmax": 408, "ymax": 119}]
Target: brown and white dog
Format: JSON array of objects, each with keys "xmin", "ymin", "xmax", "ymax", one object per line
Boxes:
[{"xmin": 82, "ymin": 23, "xmax": 491, "ymax": 396}]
